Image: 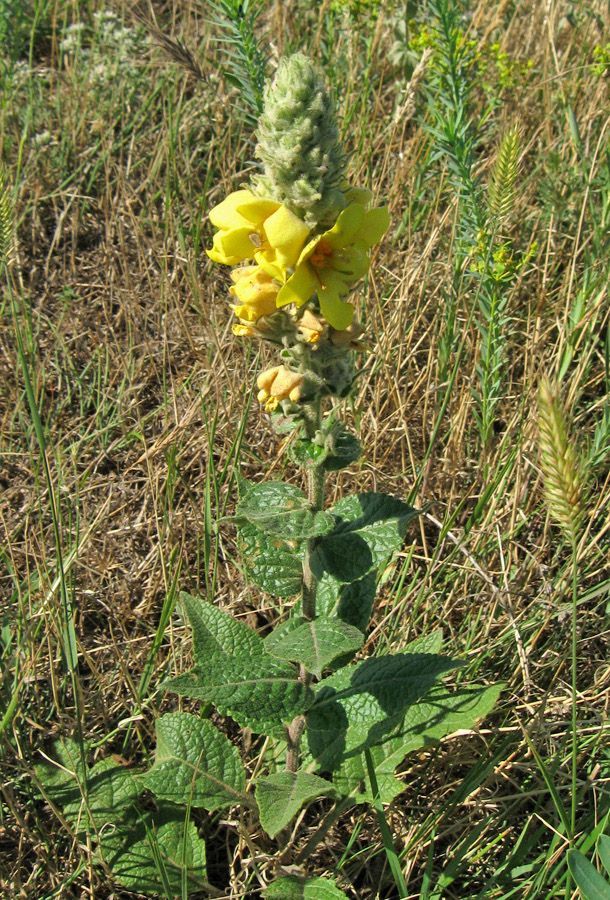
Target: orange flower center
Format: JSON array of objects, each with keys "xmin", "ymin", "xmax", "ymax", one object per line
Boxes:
[{"xmin": 309, "ymin": 240, "xmax": 333, "ymax": 268}]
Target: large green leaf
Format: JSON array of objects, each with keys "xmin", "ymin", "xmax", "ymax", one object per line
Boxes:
[
  {"xmin": 165, "ymin": 597, "xmax": 312, "ymax": 736},
  {"xmin": 255, "ymin": 772, "xmax": 335, "ymax": 838},
  {"xmin": 568, "ymin": 850, "xmax": 610, "ymax": 900},
  {"xmin": 36, "ymin": 743, "xmax": 206, "ymax": 897},
  {"xmin": 264, "ymin": 616, "xmax": 364, "ymax": 678},
  {"xmin": 323, "ymin": 427, "xmax": 362, "ymax": 472},
  {"xmin": 236, "ymin": 519, "xmax": 303, "ymax": 598},
  {"xmin": 312, "ymin": 493, "xmax": 418, "ymax": 580},
  {"xmin": 236, "ymin": 481, "xmax": 334, "ymax": 541},
  {"xmin": 315, "ymin": 570, "xmax": 377, "ymax": 632},
  {"xmin": 164, "ymin": 660, "xmax": 310, "ymax": 738},
  {"xmin": 264, "ymin": 875, "xmax": 350, "ymax": 899},
  {"xmin": 142, "ymin": 713, "xmax": 249, "ymax": 812},
  {"xmin": 35, "ymin": 740, "xmax": 142, "ymax": 832},
  {"xmin": 332, "ymin": 682, "xmax": 501, "ymax": 803},
  {"xmin": 99, "ymin": 803, "xmax": 207, "ymax": 896},
  {"xmin": 180, "ymin": 592, "xmax": 262, "ymax": 663},
  {"xmin": 306, "ymin": 652, "xmax": 459, "ymax": 770}
]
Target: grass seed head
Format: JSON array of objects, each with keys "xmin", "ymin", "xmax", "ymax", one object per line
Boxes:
[{"xmin": 537, "ymin": 376, "xmax": 584, "ymax": 542}]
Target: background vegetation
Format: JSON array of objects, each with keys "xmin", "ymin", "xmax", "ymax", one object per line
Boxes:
[{"xmin": 1, "ymin": 0, "xmax": 610, "ymax": 897}]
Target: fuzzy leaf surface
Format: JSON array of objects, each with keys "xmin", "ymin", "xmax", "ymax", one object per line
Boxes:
[
  {"xmin": 315, "ymin": 571, "xmax": 377, "ymax": 632},
  {"xmin": 255, "ymin": 772, "xmax": 335, "ymax": 838},
  {"xmin": 306, "ymin": 652, "xmax": 459, "ymax": 770},
  {"xmin": 165, "ymin": 597, "xmax": 312, "ymax": 736},
  {"xmin": 323, "ymin": 428, "xmax": 362, "ymax": 472},
  {"xmin": 264, "ymin": 616, "xmax": 364, "ymax": 678},
  {"xmin": 180, "ymin": 592, "xmax": 262, "ymax": 662},
  {"xmin": 36, "ymin": 740, "xmax": 141, "ymax": 832},
  {"xmin": 332, "ymin": 682, "xmax": 501, "ymax": 803},
  {"xmin": 236, "ymin": 481, "xmax": 334, "ymax": 541},
  {"xmin": 164, "ymin": 661, "xmax": 310, "ymax": 737},
  {"xmin": 99, "ymin": 802, "xmax": 207, "ymax": 896},
  {"xmin": 142, "ymin": 712, "xmax": 247, "ymax": 812},
  {"xmin": 311, "ymin": 492, "xmax": 417, "ymax": 589},
  {"xmin": 236, "ymin": 519, "xmax": 303, "ymax": 598}
]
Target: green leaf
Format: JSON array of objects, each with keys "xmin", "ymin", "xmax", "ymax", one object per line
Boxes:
[
  {"xmin": 264, "ymin": 616, "xmax": 364, "ymax": 678},
  {"xmin": 311, "ymin": 532, "xmax": 373, "ymax": 583},
  {"xmin": 288, "ymin": 427, "xmax": 361, "ymax": 473},
  {"xmin": 165, "ymin": 597, "xmax": 312, "ymax": 736},
  {"xmin": 312, "ymin": 492, "xmax": 418, "ymax": 588},
  {"xmin": 255, "ymin": 772, "xmax": 335, "ymax": 838},
  {"xmin": 35, "ymin": 743, "xmax": 207, "ymax": 897},
  {"xmin": 36, "ymin": 740, "xmax": 142, "ymax": 832},
  {"xmin": 316, "ymin": 571, "xmax": 377, "ymax": 632},
  {"xmin": 180, "ymin": 592, "xmax": 262, "ymax": 663},
  {"xmin": 264, "ymin": 875, "xmax": 350, "ymax": 899},
  {"xmin": 142, "ymin": 712, "xmax": 248, "ymax": 812},
  {"xmin": 236, "ymin": 519, "xmax": 303, "ymax": 598},
  {"xmin": 99, "ymin": 803, "xmax": 207, "ymax": 896},
  {"xmin": 236, "ymin": 481, "xmax": 335, "ymax": 541},
  {"xmin": 568, "ymin": 850, "xmax": 610, "ymax": 900},
  {"xmin": 164, "ymin": 659, "xmax": 311, "ymax": 738},
  {"xmin": 306, "ymin": 652, "xmax": 459, "ymax": 771},
  {"xmin": 599, "ymin": 836, "xmax": 610, "ymax": 878},
  {"xmin": 323, "ymin": 428, "xmax": 362, "ymax": 472},
  {"xmin": 287, "ymin": 438, "xmax": 327, "ymax": 468},
  {"xmin": 331, "ymin": 682, "xmax": 501, "ymax": 803}
]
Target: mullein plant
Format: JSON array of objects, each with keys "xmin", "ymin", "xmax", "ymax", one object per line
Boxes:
[{"xmin": 35, "ymin": 54, "xmax": 500, "ymax": 899}]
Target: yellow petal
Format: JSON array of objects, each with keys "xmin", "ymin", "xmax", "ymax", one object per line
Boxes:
[
  {"xmin": 230, "ymin": 264, "xmax": 258, "ymax": 283},
  {"xmin": 319, "ymin": 288, "xmax": 354, "ymax": 330},
  {"xmin": 257, "ymin": 366, "xmax": 282, "ymax": 392},
  {"xmin": 211, "ymin": 226, "xmax": 256, "ymax": 264},
  {"xmin": 234, "ymin": 196, "xmax": 280, "ymax": 225},
  {"xmin": 360, "ymin": 206, "xmax": 390, "ymax": 248},
  {"xmin": 331, "ymin": 247, "xmax": 369, "ymax": 281},
  {"xmin": 209, "ymin": 190, "xmax": 257, "ymax": 229},
  {"xmin": 255, "ymin": 252, "xmax": 290, "ymax": 282},
  {"xmin": 263, "ymin": 206, "xmax": 310, "ymax": 266},
  {"xmin": 232, "ymin": 277, "xmax": 278, "ymax": 306},
  {"xmin": 232, "ymin": 292, "xmax": 277, "ymax": 320},
  {"xmin": 325, "ymin": 205, "xmax": 366, "ymax": 249},
  {"xmin": 344, "ymin": 186, "xmax": 373, "ymax": 205},
  {"xmin": 276, "ymin": 265, "xmax": 318, "ymax": 308},
  {"xmin": 232, "ymin": 323, "xmax": 258, "ymax": 337}
]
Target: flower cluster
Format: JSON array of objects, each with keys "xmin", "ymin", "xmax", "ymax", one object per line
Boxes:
[{"xmin": 205, "ymin": 54, "xmax": 389, "ymax": 426}]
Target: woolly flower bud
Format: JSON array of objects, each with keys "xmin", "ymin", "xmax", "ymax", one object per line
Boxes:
[
  {"xmin": 257, "ymin": 365, "xmax": 304, "ymax": 411},
  {"xmin": 251, "ymin": 53, "xmax": 346, "ymax": 230}
]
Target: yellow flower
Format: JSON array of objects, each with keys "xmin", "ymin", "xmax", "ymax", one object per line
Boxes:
[
  {"xmin": 275, "ymin": 200, "xmax": 389, "ymax": 330},
  {"xmin": 206, "ymin": 190, "xmax": 310, "ymax": 276},
  {"xmin": 296, "ymin": 309, "xmax": 327, "ymax": 343},
  {"xmin": 229, "ymin": 265, "xmax": 279, "ymax": 323},
  {"xmin": 256, "ymin": 365, "xmax": 304, "ymax": 411}
]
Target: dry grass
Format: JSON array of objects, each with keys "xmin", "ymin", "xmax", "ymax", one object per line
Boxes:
[{"xmin": 1, "ymin": 0, "xmax": 610, "ymax": 897}]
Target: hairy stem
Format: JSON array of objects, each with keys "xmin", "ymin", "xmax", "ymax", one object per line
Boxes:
[
  {"xmin": 302, "ymin": 465, "xmax": 325, "ymax": 621},
  {"xmin": 286, "ymin": 715, "xmax": 306, "ymax": 773}
]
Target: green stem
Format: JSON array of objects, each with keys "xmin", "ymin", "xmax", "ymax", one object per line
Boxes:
[
  {"xmin": 570, "ymin": 534, "xmax": 578, "ymax": 839},
  {"xmin": 302, "ymin": 465, "xmax": 325, "ymax": 621}
]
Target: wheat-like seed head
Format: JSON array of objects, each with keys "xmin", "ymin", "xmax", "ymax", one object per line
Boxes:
[
  {"xmin": 537, "ymin": 376, "xmax": 583, "ymax": 542},
  {"xmin": 0, "ymin": 166, "xmax": 14, "ymax": 268},
  {"xmin": 487, "ymin": 123, "xmax": 522, "ymax": 223}
]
